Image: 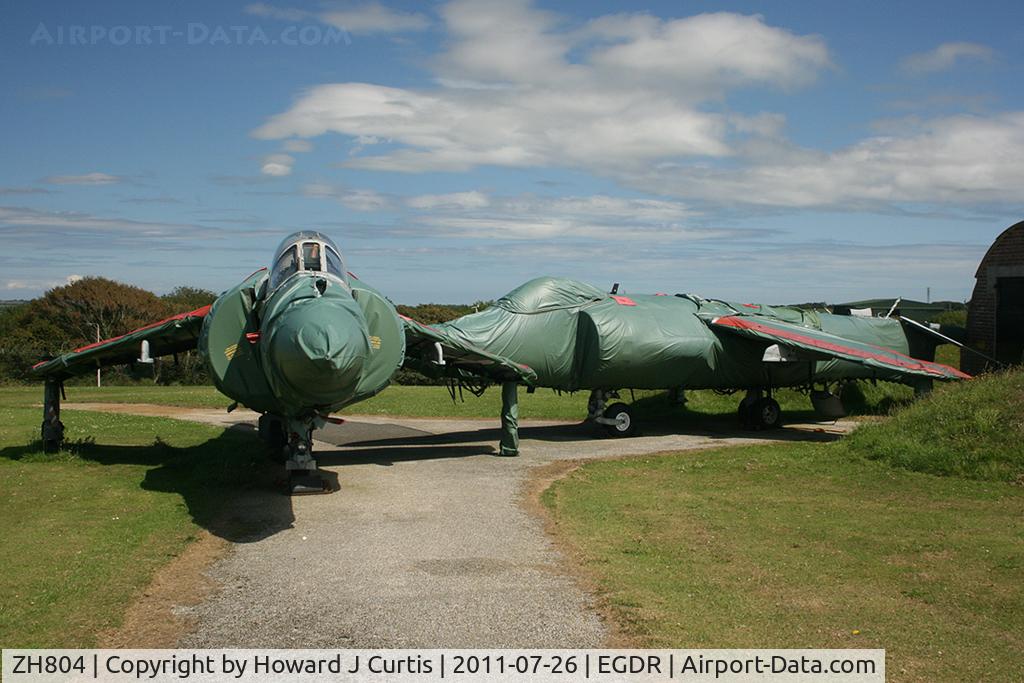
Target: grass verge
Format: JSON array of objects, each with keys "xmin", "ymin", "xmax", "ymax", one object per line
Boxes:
[
  {"xmin": 543, "ymin": 444, "xmax": 1023, "ymax": 681},
  {"xmin": 0, "ymin": 390, "xmax": 267, "ymax": 647},
  {"xmin": 543, "ymin": 369, "xmax": 1023, "ymax": 681}
]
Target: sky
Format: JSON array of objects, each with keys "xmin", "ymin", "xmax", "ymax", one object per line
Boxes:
[{"xmin": 1, "ymin": 0, "xmax": 1023, "ymax": 305}]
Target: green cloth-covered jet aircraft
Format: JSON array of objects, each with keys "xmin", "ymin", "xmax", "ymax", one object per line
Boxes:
[{"xmin": 32, "ymin": 231, "xmax": 968, "ymax": 493}]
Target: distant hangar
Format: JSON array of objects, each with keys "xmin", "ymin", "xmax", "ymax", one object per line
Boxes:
[{"xmin": 964, "ymin": 220, "xmax": 1024, "ymax": 374}]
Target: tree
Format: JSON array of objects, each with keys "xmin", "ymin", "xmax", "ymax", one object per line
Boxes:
[
  {"xmin": 161, "ymin": 286, "xmax": 217, "ymax": 314},
  {"xmin": 0, "ymin": 303, "xmax": 53, "ymax": 382},
  {"xmin": 33, "ymin": 276, "xmax": 167, "ymax": 350},
  {"xmin": 150, "ymin": 286, "xmax": 219, "ymax": 384},
  {"xmin": 1, "ymin": 278, "xmax": 168, "ymax": 383}
]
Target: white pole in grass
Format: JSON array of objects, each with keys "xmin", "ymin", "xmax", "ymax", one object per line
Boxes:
[{"xmin": 94, "ymin": 323, "xmax": 101, "ymax": 388}]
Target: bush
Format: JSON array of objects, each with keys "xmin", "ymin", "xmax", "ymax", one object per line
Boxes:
[{"xmin": 931, "ymin": 308, "xmax": 967, "ymax": 327}]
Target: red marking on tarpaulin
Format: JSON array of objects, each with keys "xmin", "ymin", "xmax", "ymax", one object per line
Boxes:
[
  {"xmin": 714, "ymin": 316, "xmax": 971, "ymax": 379},
  {"xmin": 65, "ymin": 305, "xmax": 213, "ymax": 355},
  {"xmin": 611, "ymin": 295, "xmax": 637, "ymax": 306},
  {"xmin": 742, "ymin": 303, "xmax": 760, "ymax": 308},
  {"xmin": 398, "ymin": 313, "xmax": 443, "ymax": 334}
]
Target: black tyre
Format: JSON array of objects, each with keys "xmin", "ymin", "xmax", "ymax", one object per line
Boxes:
[
  {"xmin": 738, "ymin": 398, "xmax": 755, "ymax": 428},
  {"xmin": 603, "ymin": 402, "xmax": 637, "ymax": 437},
  {"xmin": 755, "ymin": 397, "xmax": 782, "ymax": 429}
]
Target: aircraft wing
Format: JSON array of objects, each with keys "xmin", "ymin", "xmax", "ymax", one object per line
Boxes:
[
  {"xmin": 400, "ymin": 315, "xmax": 537, "ymax": 384},
  {"xmin": 31, "ymin": 305, "xmax": 211, "ymax": 380},
  {"xmin": 708, "ymin": 315, "xmax": 970, "ymax": 381}
]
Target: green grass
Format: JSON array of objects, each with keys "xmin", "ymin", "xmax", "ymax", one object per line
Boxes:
[
  {"xmin": 843, "ymin": 370, "xmax": 1024, "ymax": 482},
  {"xmin": 5, "ymin": 383, "xmax": 231, "ymax": 409},
  {"xmin": 544, "ymin": 369, "xmax": 1024, "ymax": 681},
  {"xmin": 544, "ymin": 444, "xmax": 1024, "ymax": 681},
  {"xmin": 5, "ymin": 376, "xmax": 916, "ymax": 422},
  {"xmin": 0, "ymin": 390, "xmax": 268, "ymax": 647}
]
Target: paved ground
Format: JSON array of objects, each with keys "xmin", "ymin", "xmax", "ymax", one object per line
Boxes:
[{"xmin": 66, "ymin": 403, "xmax": 856, "ymax": 648}]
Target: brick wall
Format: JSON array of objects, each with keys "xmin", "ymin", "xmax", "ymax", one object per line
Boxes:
[{"xmin": 963, "ymin": 220, "xmax": 1024, "ymax": 374}]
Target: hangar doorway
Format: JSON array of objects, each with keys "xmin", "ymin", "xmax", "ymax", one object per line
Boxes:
[{"xmin": 996, "ymin": 277, "xmax": 1024, "ymax": 365}]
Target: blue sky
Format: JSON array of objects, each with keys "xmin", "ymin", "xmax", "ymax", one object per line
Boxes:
[{"xmin": 2, "ymin": 0, "xmax": 1023, "ymax": 304}]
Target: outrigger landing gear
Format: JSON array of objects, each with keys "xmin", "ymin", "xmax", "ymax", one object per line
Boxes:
[
  {"xmin": 588, "ymin": 389, "xmax": 637, "ymax": 437},
  {"xmin": 260, "ymin": 414, "xmax": 332, "ymax": 495},
  {"xmin": 41, "ymin": 379, "xmax": 64, "ymax": 453},
  {"xmin": 738, "ymin": 388, "xmax": 781, "ymax": 430}
]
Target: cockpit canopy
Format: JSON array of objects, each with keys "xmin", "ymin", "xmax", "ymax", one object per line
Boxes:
[{"xmin": 269, "ymin": 231, "xmax": 347, "ymax": 290}]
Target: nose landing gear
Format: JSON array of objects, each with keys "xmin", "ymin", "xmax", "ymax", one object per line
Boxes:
[
  {"xmin": 285, "ymin": 435, "xmax": 330, "ymax": 495},
  {"xmin": 259, "ymin": 414, "xmax": 332, "ymax": 495}
]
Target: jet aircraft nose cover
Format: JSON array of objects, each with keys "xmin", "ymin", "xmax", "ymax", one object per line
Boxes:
[{"xmin": 265, "ymin": 297, "xmax": 370, "ymax": 408}]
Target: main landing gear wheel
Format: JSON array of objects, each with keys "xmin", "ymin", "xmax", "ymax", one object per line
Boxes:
[
  {"xmin": 739, "ymin": 396, "xmax": 781, "ymax": 430},
  {"xmin": 603, "ymin": 402, "xmax": 637, "ymax": 437},
  {"xmin": 755, "ymin": 397, "xmax": 781, "ymax": 429}
]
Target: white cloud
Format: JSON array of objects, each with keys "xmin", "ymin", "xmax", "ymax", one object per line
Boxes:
[
  {"xmin": 320, "ymin": 3, "xmax": 430, "ymax": 34},
  {"xmin": 586, "ymin": 12, "xmax": 830, "ymax": 92},
  {"xmin": 339, "ymin": 189, "xmax": 392, "ymax": 211},
  {"xmin": 406, "ymin": 191, "xmax": 490, "ymax": 210},
  {"xmin": 44, "ymin": 172, "xmax": 122, "ymax": 185},
  {"xmin": 3, "ymin": 274, "xmax": 85, "ymax": 294},
  {"xmin": 0, "ymin": 205, "xmax": 218, "ymax": 242},
  {"xmin": 253, "ymin": 2, "xmax": 830, "ymax": 173},
  {"xmin": 632, "ymin": 112, "xmax": 1024, "ymax": 206},
  {"xmin": 406, "ymin": 191, "xmax": 710, "ymax": 241},
  {"xmin": 303, "ymin": 183, "xmax": 393, "ymax": 211},
  {"xmin": 435, "ymin": 0, "xmax": 573, "ymax": 86},
  {"xmin": 3, "ymin": 279, "xmax": 34, "ymax": 290},
  {"xmin": 245, "ymin": 2, "xmax": 429, "ymax": 34},
  {"xmin": 260, "ymin": 153, "xmax": 294, "ymax": 176},
  {"xmin": 282, "ymin": 138, "xmax": 313, "ymax": 153},
  {"xmin": 253, "ymin": 1, "xmax": 1023, "ymax": 212},
  {"xmin": 905, "ymin": 41, "xmax": 991, "ymax": 76},
  {"xmin": 244, "ymin": 2, "xmax": 309, "ymax": 22},
  {"xmin": 305, "ymin": 186, "xmax": 714, "ymax": 241},
  {"xmin": 900, "ymin": 42, "xmax": 994, "ymax": 75}
]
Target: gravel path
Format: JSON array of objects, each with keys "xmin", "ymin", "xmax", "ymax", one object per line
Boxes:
[{"xmin": 65, "ymin": 403, "xmax": 855, "ymax": 648}]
